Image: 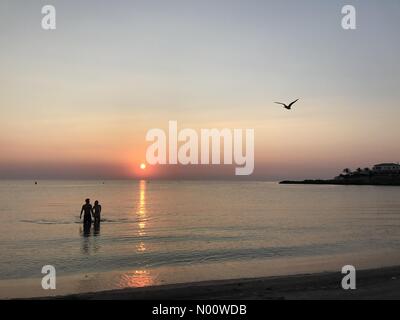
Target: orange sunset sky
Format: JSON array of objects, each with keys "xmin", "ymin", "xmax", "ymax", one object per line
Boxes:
[{"xmin": 1, "ymin": 1, "xmax": 400, "ymax": 179}]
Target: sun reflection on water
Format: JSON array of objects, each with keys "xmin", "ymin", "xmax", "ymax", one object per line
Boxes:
[
  {"xmin": 130, "ymin": 180, "xmax": 153, "ymax": 286},
  {"xmin": 137, "ymin": 180, "xmax": 147, "ymax": 237},
  {"xmin": 119, "ymin": 270, "xmax": 154, "ymax": 288}
]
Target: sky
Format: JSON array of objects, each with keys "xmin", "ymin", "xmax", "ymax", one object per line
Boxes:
[{"xmin": 1, "ymin": 0, "xmax": 400, "ymax": 179}]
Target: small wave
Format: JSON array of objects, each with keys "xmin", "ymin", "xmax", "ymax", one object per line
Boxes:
[
  {"xmin": 20, "ymin": 219, "xmax": 75, "ymax": 225},
  {"xmin": 100, "ymin": 218, "xmax": 130, "ymax": 224},
  {"xmin": 20, "ymin": 218, "xmax": 133, "ymax": 225}
]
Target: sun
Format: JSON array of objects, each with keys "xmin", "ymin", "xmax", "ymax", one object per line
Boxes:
[{"xmin": 140, "ymin": 163, "xmax": 146, "ymax": 170}]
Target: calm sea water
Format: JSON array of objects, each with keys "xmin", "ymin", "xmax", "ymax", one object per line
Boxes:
[{"xmin": 1, "ymin": 180, "xmax": 400, "ymax": 298}]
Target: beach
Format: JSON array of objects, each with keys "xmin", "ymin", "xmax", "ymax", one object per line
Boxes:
[{"xmin": 43, "ymin": 265, "xmax": 400, "ymax": 300}]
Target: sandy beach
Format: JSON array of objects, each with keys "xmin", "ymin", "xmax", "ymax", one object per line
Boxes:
[{"xmin": 43, "ymin": 265, "xmax": 400, "ymax": 300}]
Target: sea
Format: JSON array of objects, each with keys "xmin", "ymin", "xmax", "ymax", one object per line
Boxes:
[{"xmin": 1, "ymin": 180, "xmax": 400, "ymax": 298}]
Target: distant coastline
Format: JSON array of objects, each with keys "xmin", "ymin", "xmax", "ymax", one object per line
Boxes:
[
  {"xmin": 280, "ymin": 179, "xmax": 400, "ymax": 186},
  {"xmin": 281, "ymin": 162, "xmax": 400, "ymax": 186}
]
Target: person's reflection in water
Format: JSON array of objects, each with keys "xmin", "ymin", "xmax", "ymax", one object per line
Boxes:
[
  {"xmin": 80, "ymin": 223, "xmax": 101, "ymax": 254},
  {"xmin": 83, "ymin": 221, "xmax": 92, "ymax": 237},
  {"xmin": 80, "ymin": 225, "xmax": 91, "ymax": 254},
  {"xmin": 94, "ymin": 219, "xmax": 101, "ymax": 236}
]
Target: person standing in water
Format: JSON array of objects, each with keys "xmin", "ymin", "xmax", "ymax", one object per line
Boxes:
[
  {"xmin": 93, "ymin": 200, "xmax": 102, "ymax": 225},
  {"xmin": 80, "ymin": 198, "xmax": 93, "ymax": 227}
]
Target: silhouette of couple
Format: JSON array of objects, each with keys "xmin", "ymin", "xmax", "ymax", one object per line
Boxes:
[{"xmin": 80, "ymin": 199, "xmax": 102, "ymax": 227}]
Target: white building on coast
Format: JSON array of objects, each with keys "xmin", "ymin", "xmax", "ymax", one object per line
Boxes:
[{"xmin": 372, "ymin": 163, "xmax": 400, "ymax": 174}]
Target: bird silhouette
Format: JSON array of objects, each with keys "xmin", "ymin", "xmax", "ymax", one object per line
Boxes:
[{"xmin": 274, "ymin": 99, "xmax": 299, "ymax": 110}]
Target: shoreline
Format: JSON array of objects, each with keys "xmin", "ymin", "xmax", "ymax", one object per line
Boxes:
[
  {"xmin": 40, "ymin": 265, "xmax": 400, "ymax": 300},
  {"xmin": 5, "ymin": 250, "xmax": 400, "ymax": 299}
]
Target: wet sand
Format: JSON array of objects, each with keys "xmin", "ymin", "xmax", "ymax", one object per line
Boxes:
[{"xmin": 48, "ymin": 265, "xmax": 400, "ymax": 300}]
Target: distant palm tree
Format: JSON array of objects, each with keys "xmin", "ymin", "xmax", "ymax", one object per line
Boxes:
[
  {"xmin": 356, "ymin": 168, "xmax": 362, "ymax": 173},
  {"xmin": 343, "ymin": 168, "xmax": 351, "ymax": 174},
  {"xmin": 364, "ymin": 167, "xmax": 370, "ymax": 172}
]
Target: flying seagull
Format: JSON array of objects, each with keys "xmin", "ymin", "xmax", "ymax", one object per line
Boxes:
[{"xmin": 274, "ymin": 99, "xmax": 299, "ymax": 110}]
